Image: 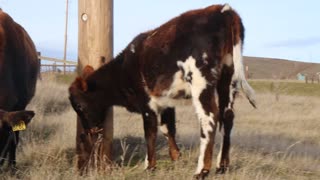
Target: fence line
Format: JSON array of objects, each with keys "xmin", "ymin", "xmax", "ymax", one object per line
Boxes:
[
  {"xmin": 41, "ymin": 64, "xmax": 76, "ymax": 73},
  {"xmin": 38, "ymin": 55, "xmax": 77, "ymax": 65},
  {"xmin": 38, "ymin": 52, "xmax": 77, "ymax": 74}
]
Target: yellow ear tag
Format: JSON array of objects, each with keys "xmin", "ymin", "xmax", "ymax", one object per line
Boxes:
[{"xmin": 12, "ymin": 121, "xmax": 27, "ymax": 131}]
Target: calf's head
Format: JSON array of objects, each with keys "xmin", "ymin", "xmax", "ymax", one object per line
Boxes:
[
  {"xmin": 0, "ymin": 110, "xmax": 35, "ymax": 129},
  {"xmin": 69, "ymin": 66, "xmax": 106, "ymax": 130}
]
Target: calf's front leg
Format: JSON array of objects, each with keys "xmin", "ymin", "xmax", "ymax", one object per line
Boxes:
[{"xmin": 142, "ymin": 110, "xmax": 158, "ymax": 170}]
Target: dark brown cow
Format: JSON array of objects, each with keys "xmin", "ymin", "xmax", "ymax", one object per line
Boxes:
[
  {"xmin": 0, "ymin": 10, "xmax": 39, "ymax": 168},
  {"xmin": 69, "ymin": 4, "xmax": 256, "ymax": 179}
]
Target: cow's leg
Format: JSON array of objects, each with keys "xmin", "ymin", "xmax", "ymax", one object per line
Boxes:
[
  {"xmin": 0, "ymin": 133, "xmax": 10, "ymax": 166},
  {"xmin": 8, "ymin": 131, "xmax": 18, "ymax": 168},
  {"xmin": 142, "ymin": 110, "xmax": 158, "ymax": 170},
  {"xmin": 160, "ymin": 108, "xmax": 180, "ymax": 161},
  {"xmin": 177, "ymin": 56, "xmax": 218, "ymax": 179},
  {"xmin": 0, "ymin": 150, "xmax": 9, "ymax": 166},
  {"xmin": 216, "ymin": 65, "xmax": 234, "ymax": 174},
  {"xmin": 193, "ymin": 86, "xmax": 218, "ymax": 179}
]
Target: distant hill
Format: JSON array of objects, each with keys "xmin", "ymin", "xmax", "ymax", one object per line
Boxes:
[{"xmin": 243, "ymin": 56, "xmax": 320, "ymax": 79}]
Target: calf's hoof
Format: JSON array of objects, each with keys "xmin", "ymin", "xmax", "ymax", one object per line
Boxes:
[
  {"xmin": 215, "ymin": 166, "xmax": 228, "ymax": 174},
  {"xmin": 194, "ymin": 169, "xmax": 210, "ymax": 180},
  {"xmin": 170, "ymin": 150, "xmax": 181, "ymax": 161},
  {"xmin": 145, "ymin": 166, "xmax": 157, "ymax": 172}
]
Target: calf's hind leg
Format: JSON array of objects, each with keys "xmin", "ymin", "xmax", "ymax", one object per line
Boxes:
[
  {"xmin": 177, "ymin": 56, "xmax": 218, "ymax": 179},
  {"xmin": 193, "ymin": 87, "xmax": 218, "ymax": 179},
  {"xmin": 216, "ymin": 65, "xmax": 235, "ymax": 174},
  {"xmin": 160, "ymin": 108, "xmax": 180, "ymax": 161}
]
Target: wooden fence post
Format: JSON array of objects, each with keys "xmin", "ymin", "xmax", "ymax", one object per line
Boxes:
[
  {"xmin": 37, "ymin": 52, "xmax": 42, "ymax": 80},
  {"xmin": 77, "ymin": 0, "xmax": 113, "ymax": 172},
  {"xmin": 63, "ymin": 0, "xmax": 69, "ymax": 75}
]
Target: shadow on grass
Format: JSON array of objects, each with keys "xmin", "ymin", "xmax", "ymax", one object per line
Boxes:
[{"xmin": 112, "ymin": 135, "xmax": 177, "ymax": 167}]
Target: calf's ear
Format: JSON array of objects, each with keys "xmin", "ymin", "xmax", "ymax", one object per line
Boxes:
[
  {"xmin": 82, "ymin": 65, "xmax": 94, "ymax": 79},
  {"xmin": 74, "ymin": 77, "xmax": 88, "ymax": 92},
  {"xmin": 70, "ymin": 65, "xmax": 94, "ymax": 92},
  {"xmin": 69, "ymin": 65, "xmax": 95, "ymax": 93},
  {"xmin": 5, "ymin": 110, "xmax": 35, "ymax": 126}
]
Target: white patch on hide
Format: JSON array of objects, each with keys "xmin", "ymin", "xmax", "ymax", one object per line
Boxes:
[
  {"xmin": 221, "ymin": 4, "xmax": 231, "ymax": 13},
  {"xmin": 202, "ymin": 52, "xmax": 208, "ymax": 65},
  {"xmin": 148, "ymin": 71, "xmax": 191, "ymax": 113},
  {"xmin": 223, "ymin": 53, "xmax": 233, "ymax": 67},
  {"xmin": 211, "ymin": 68, "xmax": 218, "ymax": 79},
  {"xmin": 177, "ymin": 56, "xmax": 216, "ymax": 174},
  {"xmin": 216, "ymin": 148, "xmax": 222, "ymax": 168},
  {"xmin": 159, "ymin": 124, "xmax": 169, "ymax": 135},
  {"xmin": 216, "ymin": 131, "xmax": 223, "ymax": 168},
  {"xmin": 195, "ymin": 113, "xmax": 215, "ymax": 174},
  {"xmin": 144, "ymin": 154, "xmax": 149, "ymax": 169},
  {"xmin": 130, "ymin": 44, "xmax": 135, "ymax": 53},
  {"xmin": 202, "ymin": 52, "xmax": 208, "ymax": 60}
]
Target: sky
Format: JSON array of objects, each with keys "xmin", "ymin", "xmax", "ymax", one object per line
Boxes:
[{"xmin": 1, "ymin": 0, "xmax": 320, "ymax": 63}]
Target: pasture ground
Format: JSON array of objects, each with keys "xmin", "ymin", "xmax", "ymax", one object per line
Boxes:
[{"xmin": 1, "ymin": 75, "xmax": 319, "ymax": 180}]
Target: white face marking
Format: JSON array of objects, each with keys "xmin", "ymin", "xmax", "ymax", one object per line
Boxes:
[
  {"xmin": 130, "ymin": 44, "xmax": 135, "ymax": 53},
  {"xmin": 221, "ymin": 4, "xmax": 231, "ymax": 13}
]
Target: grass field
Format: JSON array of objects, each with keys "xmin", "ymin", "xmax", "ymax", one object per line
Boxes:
[{"xmin": 1, "ymin": 75, "xmax": 320, "ymax": 179}]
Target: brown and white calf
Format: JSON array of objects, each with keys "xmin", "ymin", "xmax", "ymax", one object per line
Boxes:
[{"xmin": 69, "ymin": 4, "xmax": 255, "ymax": 179}]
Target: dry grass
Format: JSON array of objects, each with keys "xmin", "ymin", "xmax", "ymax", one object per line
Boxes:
[{"xmin": 1, "ymin": 76, "xmax": 319, "ymax": 179}]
